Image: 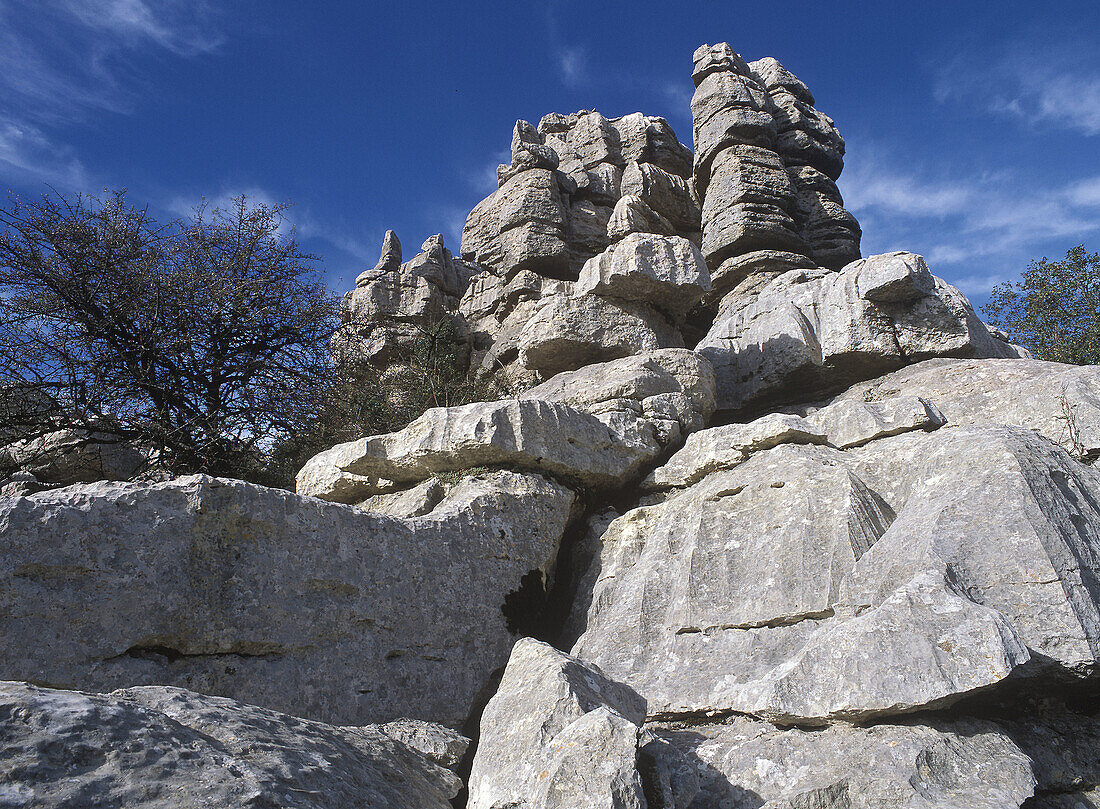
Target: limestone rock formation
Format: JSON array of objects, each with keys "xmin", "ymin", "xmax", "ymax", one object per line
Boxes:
[
  {"xmin": 335, "ymin": 232, "xmax": 475, "ymax": 372},
  {"xmin": 0, "ymin": 473, "xmax": 576, "ymax": 729},
  {"xmin": 462, "ymin": 111, "xmax": 697, "ymax": 281},
  {"xmin": 652, "ymin": 714, "xmax": 1036, "ymax": 809},
  {"xmin": 575, "ymin": 232, "xmax": 710, "ymax": 322},
  {"xmin": 691, "ymin": 43, "xmax": 860, "ymax": 284},
  {"xmin": 0, "ymin": 429, "xmax": 147, "ymax": 491},
  {"xmin": 824, "ymin": 356, "xmax": 1100, "ymax": 460},
  {"xmin": 5, "ymin": 38, "xmax": 1100, "ymax": 809},
  {"xmin": 696, "ymin": 251, "xmax": 1027, "ymax": 414},
  {"xmin": 298, "ymin": 350, "xmax": 715, "ymax": 502},
  {"xmin": 468, "ymin": 639, "xmax": 649, "ymax": 809},
  {"xmin": 0, "ymin": 681, "xmax": 465, "ymax": 809}
]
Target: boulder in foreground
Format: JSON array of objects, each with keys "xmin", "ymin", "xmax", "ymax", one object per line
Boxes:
[{"xmin": 0, "ymin": 681, "xmax": 465, "ymax": 809}]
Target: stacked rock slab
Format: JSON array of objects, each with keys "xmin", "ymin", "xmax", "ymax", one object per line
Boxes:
[
  {"xmin": 462, "ymin": 112, "xmax": 698, "ymax": 281},
  {"xmin": 695, "ymin": 250, "xmax": 1028, "ymax": 414},
  {"xmin": 691, "ymin": 43, "xmax": 861, "ymax": 306},
  {"xmin": 0, "ymin": 473, "xmax": 576, "ymax": 729}
]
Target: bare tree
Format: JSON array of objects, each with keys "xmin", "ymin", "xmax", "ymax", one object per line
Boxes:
[{"xmin": 0, "ymin": 189, "xmax": 340, "ymax": 482}]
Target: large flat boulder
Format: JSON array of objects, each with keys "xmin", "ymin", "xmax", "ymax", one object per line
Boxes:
[
  {"xmin": 571, "ymin": 441, "xmax": 1030, "ymax": 724},
  {"xmin": 299, "ymin": 351, "xmax": 715, "ymax": 503},
  {"xmin": 0, "ymin": 681, "xmax": 465, "ymax": 809},
  {"xmin": 0, "ymin": 472, "xmax": 576, "ymax": 728},
  {"xmin": 575, "ymin": 232, "xmax": 710, "ymax": 323},
  {"xmin": 824, "ymin": 357, "xmax": 1100, "ymax": 461},
  {"xmin": 838, "ymin": 426, "xmax": 1100, "ymax": 675},
  {"xmin": 297, "ymin": 399, "xmax": 661, "ymax": 500}
]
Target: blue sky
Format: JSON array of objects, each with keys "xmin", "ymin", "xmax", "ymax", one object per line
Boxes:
[{"xmin": 2, "ymin": 0, "xmax": 1099, "ymax": 311}]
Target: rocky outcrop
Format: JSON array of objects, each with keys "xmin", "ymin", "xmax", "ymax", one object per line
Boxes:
[
  {"xmin": 298, "ymin": 349, "xmax": 715, "ymax": 501},
  {"xmin": 652, "ymin": 714, "xmax": 1036, "ymax": 809},
  {"xmin": 0, "ymin": 429, "xmax": 146, "ymax": 491},
  {"xmin": 335, "ymin": 232, "xmax": 475, "ymax": 372},
  {"xmin": 462, "ymin": 112, "xmax": 697, "ymax": 281},
  {"xmin": 575, "ymin": 233, "xmax": 710, "ymax": 323},
  {"xmin": 7, "ymin": 39, "xmax": 1100, "ymax": 809},
  {"xmin": 460, "ymin": 232, "xmax": 711, "ymax": 382},
  {"xmin": 468, "ymin": 639, "xmax": 650, "ymax": 809},
  {"xmin": 696, "ymin": 251, "xmax": 1027, "ymax": 414},
  {"xmin": 823, "ymin": 356, "xmax": 1100, "ymax": 461},
  {"xmin": 0, "ymin": 473, "xmax": 576, "ymax": 729},
  {"xmin": 0, "ymin": 681, "xmax": 465, "ymax": 809}
]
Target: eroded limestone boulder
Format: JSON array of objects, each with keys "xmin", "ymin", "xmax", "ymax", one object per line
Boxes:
[
  {"xmin": 696, "ymin": 252, "xmax": 1026, "ymax": 414},
  {"xmin": 468, "ymin": 639, "xmax": 648, "ymax": 809},
  {"xmin": 0, "ymin": 473, "xmax": 576, "ymax": 728},
  {"xmin": 826, "ymin": 357, "xmax": 1100, "ymax": 461},
  {"xmin": 300, "ymin": 352, "xmax": 715, "ymax": 502},
  {"xmin": 0, "ymin": 681, "xmax": 465, "ymax": 809},
  {"xmin": 572, "ymin": 441, "xmax": 1029, "ymax": 724},
  {"xmin": 653, "ymin": 714, "xmax": 1035, "ymax": 809},
  {"xmin": 575, "ymin": 233, "xmax": 711, "ymax": 322}
]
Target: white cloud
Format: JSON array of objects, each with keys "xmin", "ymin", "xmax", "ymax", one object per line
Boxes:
[
  {"xmin": 935, "ymin": 51, "xmax": 1100, "ymax": 136},
  {"xmin": 557, "ymin": 47, "xmax": 588, "ymax": 88},
  {"xmin": 0, "ymin": 118, "xmax": 88, "ymax": 187},
  {"xmin": 1067, "ymin": 176, "xmax": 1100, "ymax": 208},
  {"xmin": 842, "ymin": 161, "xmax": 974, "ymax": 218},
  {"xmin": 0, "ymin": 0, "xmax": 222, "ymax": 190},
  {"xmin": 838, "ymin": 154, "xmax": 1100, "ymax": 296},
  {"xmin": 58, "ymin": 0, "xmax": 223, "ymax": 55}
]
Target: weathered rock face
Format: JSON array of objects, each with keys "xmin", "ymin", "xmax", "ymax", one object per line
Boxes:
[
  {"xmin": 823, "ymin": 356, "xmax": 1100, "ymax": 461},
  {"xmin": 468, "ymin": 639, "xmax": 649, "ymax": 809},
  {"xmin": 0, "ymin": 681, "xmax": 465, "ymax": 809},
  {"xmin": 469, "ymin": 639, "xmax": 702, "ymax": 809},
  {"xmin": 572, "ymin": 439, "xmax": 1032, "ymax": 725},
  {"xmin": 460, "ymin": 233, "xmax": 712, "ymax": 382},
  {"xmin": 335, "ymin": 232, "xmax": 476, "ymax": 372},
  {"xmin": 691, "ymin": 43, "xmax": 860, "ymax": 284},
  {"xmin": 572, "ymin": 398, "xmax": 1100, "ymax": 727},
  {"xmin": 575, "ymin": 232, "xmax": 710, "ymax": 323},
  {"xmin": 298, "ymin": 350, "xmax": 715, "ymax": 502},
  {"xmin": 0, "ymin": 429, "xmax": 146, "ymax": 490},
  {"xmin": 652, "ymin": 714, "xmax": 1037, "ymax": 809},
  {"xmin": 0, "ymin": 473, "xmax": 576, "ymax": 729},
  {"xmin": 462, "ymin": 111, "xmax": 697, "ymax": 281},
  {"xmin": 696, "ymin": 251, "xmax": 1027, "ymax": 414}
]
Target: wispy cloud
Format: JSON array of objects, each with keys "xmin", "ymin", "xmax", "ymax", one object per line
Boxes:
[
  {"xmin": 462, "ymin": 148, "xmax": 509, "ymax": 197},
  {"xmin": 935, "ymin": 50, "xmax": 1100, "ymax": 136},
  {"xmin": 0, "ymin": 118, "xmax": 88, "ymax": 187},
  {"xmin": 57, "ymin": 0, "xmax": 223, "ymax": 56},
  {"xmin": 557, "ymin": 47, "xmax": 588, "ymax": 88},
  {"xmin": 0, "ymin": 0, "xmax": 223, "ymax": 191},
  {"xmin": 840, "ymin": 152, "xmax": 1100, "ymax": 295}
]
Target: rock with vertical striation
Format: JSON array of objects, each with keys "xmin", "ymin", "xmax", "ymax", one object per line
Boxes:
[{"xmin": 468, "ymin": 638, "xmax": 648, "ymax": 809}]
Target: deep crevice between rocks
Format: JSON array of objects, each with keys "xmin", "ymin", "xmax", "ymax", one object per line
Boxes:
[{"xmin": 110, "ymin": 643, "xmax": 283, "ymax": 663}]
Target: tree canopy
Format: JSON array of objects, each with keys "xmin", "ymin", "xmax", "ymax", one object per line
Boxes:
[
  {"xmin": 983, "ymin": 244, "xmax": 1100, "ymax": 365},
  {"xmin": 0, "ymin": 190, "xmax": 340, "ymax": 482}
]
